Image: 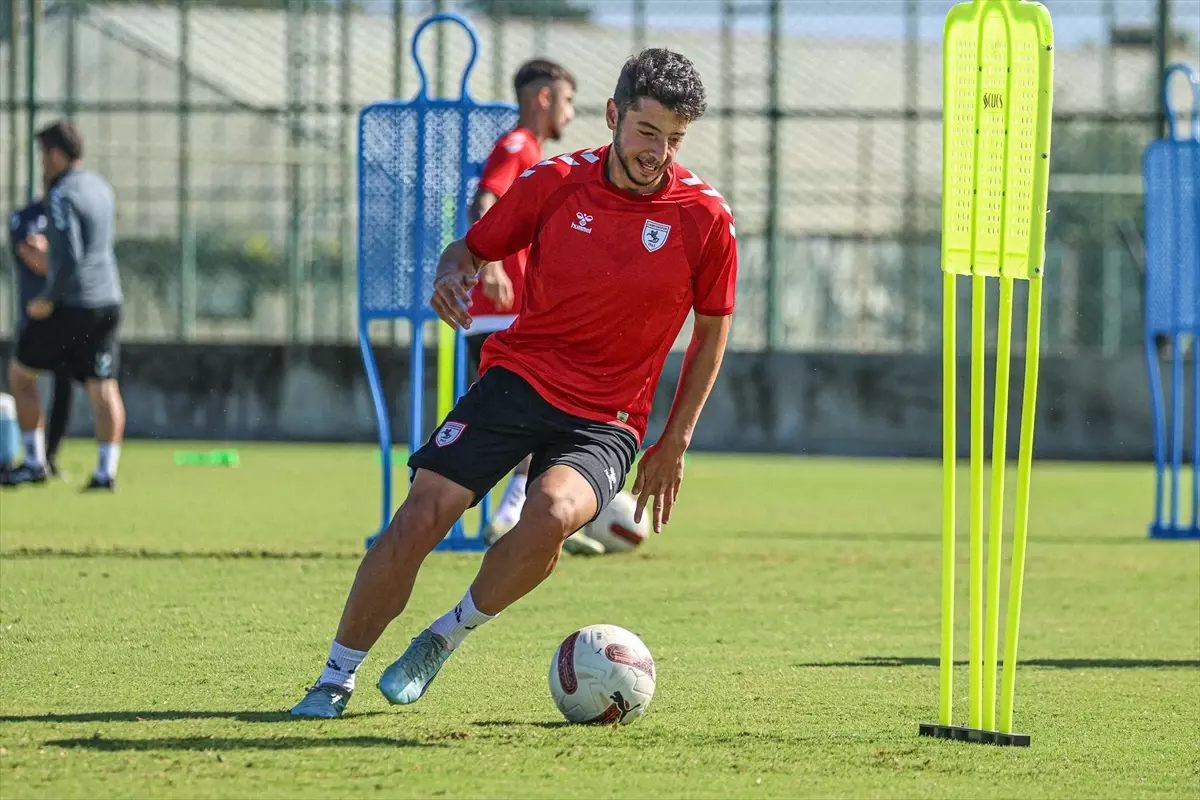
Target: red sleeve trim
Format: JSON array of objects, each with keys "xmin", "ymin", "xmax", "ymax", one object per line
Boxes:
[{"xmin": 693, "ymin": 305, "xmax": 735, "ymax": 318}]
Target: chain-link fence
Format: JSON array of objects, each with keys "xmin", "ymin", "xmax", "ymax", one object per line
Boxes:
[{"xmin": 1, "ymin": 0, "xmax": 1197, "ymax": 354}]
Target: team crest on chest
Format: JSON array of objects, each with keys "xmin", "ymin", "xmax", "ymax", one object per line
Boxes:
[
  {"xmin": 435, "ymin": 421, "xmax": 467, "ymax": 447},
  {"xmin": 641, "ymin": 220, "xmax": 671, "ymax": 252}
]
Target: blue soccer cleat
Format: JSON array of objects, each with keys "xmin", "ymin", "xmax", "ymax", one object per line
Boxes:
[
  {"xmin": 377, "ymin": 629, "xmax": 452, "ymax": 705},
  {"xmin": 0, "ymin": 463, "xmax": 46, "ymax": 487},
  {"xmin": 290, "ymin": 683, "xmax": 352, "ymax": 718}
]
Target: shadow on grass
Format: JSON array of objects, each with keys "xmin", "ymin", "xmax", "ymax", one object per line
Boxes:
[
  {"xmin": 0, "ymin": 547, "xmax": 359, "ymax": 560},
  {"xmin": 794, "ymin": 656, "xmax": 1200, "ymax": 670},
  {"xmin": 0, "ymin": 710, "xmax": 388, "ymax": 724},
  {"xmin": 46, "ymin": 734, "xmax": 436, "ymax": 752},
  {"xmin": 734, "ymin": 530, "xmax": 1160, "ymax": 547},
  {"xmin": 471, "ymin": 720, "xmax": 574, "ymax": 729}
]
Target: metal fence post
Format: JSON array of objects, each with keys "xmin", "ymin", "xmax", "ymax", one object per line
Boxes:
[
  {"xmin": 286, "ymin": 0, "xmax": 304, "ymax": 343},
  {"xmin": 1154, "ymin": 0, "xmax": 1169, "ymax": 140},
  {"xmin": 633, "ymin": 0, "xmax": 645, "ymax": 52},
  {"xmin": 434, "ymin": 0, "xmax": 446, "ymax": 98},
  {"xmin": 720, "ymin": 0, "xmax": 734, "ymax": 213},
  {"xmin": 492, "ymin": 5, "xmax": 505, "ymax": 101},
  {"xmin": 902, "ymin": 0, "xmax": 920, "ymax": 348},
  {"xmin": 392, "ymin": 0, "xmax": 404, "ymax": 99},
  {"xmin": 6, "ymin": 0, "xmax": 21, "ymax": 216},
  {"xmin": 23, "ymin": 0, "xmax": 39, "ymax": 205},
  {"xmin": 339, "ymin": 0, "xmax": 353, "ymax": 341},
  {"xmin": 65, "ymin": 0, "xmax": 77, "ymax": 117},
  {"xmin": 764, "ymin": 0, "xmax": 782, "ymax": 351},
  {"xmin": 178, "ymin": 0, "xmax": 195, "ymax": 341}
]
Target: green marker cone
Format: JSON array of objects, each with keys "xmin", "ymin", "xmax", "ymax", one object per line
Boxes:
[{"xmin": 174, "ymin": 449, "xmax": 240, "ymax": 467}]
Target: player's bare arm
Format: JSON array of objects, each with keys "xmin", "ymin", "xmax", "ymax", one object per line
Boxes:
[
  {"xmin": 633, "ymin": 312, "xmax": 732, "ymax": 532},
  {"xmin": 468, "ymin": 189, "xmax": 515, "ymax": 311}
]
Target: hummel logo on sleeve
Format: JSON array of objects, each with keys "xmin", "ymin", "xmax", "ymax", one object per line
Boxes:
[{"xmin": 571, "ymin": 212, "xmax": 594, "ymax": 234}]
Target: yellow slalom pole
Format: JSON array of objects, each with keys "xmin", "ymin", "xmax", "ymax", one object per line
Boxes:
[
  {"xmin": 1000, "ymin": 276, "xmax": 1043, "ymax": 733},
  {"xmin": 437, "ymin": 193, "xmax": 457, "ymax": 423},
  {"xmin": 939, "ymin": 270, "xmax": 957, "ymax": 727},
  {"xmin": 983, "ymin": 277, "xmax": 1014, "ymax": 731},
  {"xmin": 968, "ymin": 274, "xmax": 986, "ymax": 731},
  {"xmin": 437, "ymin": 320, "xmax": 455, "ymax": 421}
]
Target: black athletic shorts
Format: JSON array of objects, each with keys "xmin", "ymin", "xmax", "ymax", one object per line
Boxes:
[
  {"xmin": 465, "ymin": 332, "xmax": 490, "ymax": 381},
  {"xmin": 16, "ymin": 304, "xmax": 121, "ymax": 382},
  {"xmin": 408, "ymin": 366, "xmax": 639, "ymax": 517}
]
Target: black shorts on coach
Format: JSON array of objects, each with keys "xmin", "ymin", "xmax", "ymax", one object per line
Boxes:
[
  {"xmin": 16, "ymin": 304, "xmax": 121, "ymax": 381},
  {"xmin": 408, "ymin": 366, "xmax": 639, "ymax": 516}
]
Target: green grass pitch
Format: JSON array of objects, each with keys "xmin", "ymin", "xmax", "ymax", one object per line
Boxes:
[{"xmin": 1, "ymin": 441, "xmax": 1197, "ymax": 798}]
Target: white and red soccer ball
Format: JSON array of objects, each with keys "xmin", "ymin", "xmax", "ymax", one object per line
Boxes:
[
  {"xmin": 585, "ymin": 490, "xmax": 650, "ymax": 553},
  {"xmin": 548, "ymin": 624, "xmax": 656, "ymax": 725}
]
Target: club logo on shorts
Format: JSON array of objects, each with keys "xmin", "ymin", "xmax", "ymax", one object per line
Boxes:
[
  {"xmin": 642, "ymin": 220, "xmax": 671, "ymax": 252},
  {"xmin": 435, "ymin": 421, "xmax": 466, "ymax": 447},
  {"xmin": 94, "ymin": 353, "xmax": 113, "ymax": 378}
]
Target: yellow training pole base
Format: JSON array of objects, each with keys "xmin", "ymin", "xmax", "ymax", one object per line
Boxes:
[{"xmin": 919, "ymin": 723, "xmax": 1031, "ymax": 748}]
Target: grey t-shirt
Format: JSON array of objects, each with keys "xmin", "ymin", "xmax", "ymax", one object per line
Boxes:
[{"xmin": 42, "ymin": 167, "xmax": 122, "ymax": 309}]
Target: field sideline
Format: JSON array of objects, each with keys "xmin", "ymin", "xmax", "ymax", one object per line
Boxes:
[{"xmin": 1, "ymin": 441, "xmax": 1197, "ymax": 799}]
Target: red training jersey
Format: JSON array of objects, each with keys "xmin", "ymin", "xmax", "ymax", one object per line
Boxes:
[
  {"xmin": 467, "ymin": 127, "xmax": 543, "ymax": 320},
  {"xmin": 464, "ymin": 144, "xmax": 738, "ymax": 442}
]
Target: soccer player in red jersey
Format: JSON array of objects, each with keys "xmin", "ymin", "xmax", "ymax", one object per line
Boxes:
[
  {"xmin": 292, "ymin": 48, "xmax": 736, "ymax": 718},
  {"xmin": 463, "ymin": 59, "xmax": 598, "ymax": 553}
]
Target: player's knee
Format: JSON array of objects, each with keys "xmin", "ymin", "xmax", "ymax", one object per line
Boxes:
[
  {"xmin": 525, "ymin": 484, "xmax": 590, "ymax": 542},
  {"xmin": 85, "ymin": 378, "xmax": 118, "ymax": 402},
  {"xmin": 8, "ymin": 361, "xmax": 35, "ymax": 387},
  {"xmin": 383, "ymin": 477, "xmax": 469, "ymax": 554}
]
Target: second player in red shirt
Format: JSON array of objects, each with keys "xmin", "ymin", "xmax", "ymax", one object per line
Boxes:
[{"xmin": 461, "ymin": 59, "xmax": 583, "ymax": 550}]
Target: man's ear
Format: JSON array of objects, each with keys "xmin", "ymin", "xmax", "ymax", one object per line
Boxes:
[{"xmin": 606, "ymin": 99, "xmax": 618, "ymax": 133}]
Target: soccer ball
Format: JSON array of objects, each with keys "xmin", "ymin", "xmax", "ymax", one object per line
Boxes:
[
  {"xmin": 548, "ymin": 624, "xmax": 656, "ymax": 725},
  {"xmin": 585, "ymin": 490, "xmax": 650, "ymax": 553}
]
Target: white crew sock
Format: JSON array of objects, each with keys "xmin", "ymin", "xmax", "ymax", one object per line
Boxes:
[
  {"xmin": 23, "ymin": 429, "xmax": 45, "ymax": 467},
  {"xmin": 317, "ymin": 641, "xmax": 369, "ymax": 692},
  {"xmin": 428, "ymin": 588, "xmax": 496, "ymax": 651},
  {"xmin": 492, "ymin": 473, "xmax": 528, "ymax": 529},
  {"xmin": 96, "ymin": 443, "xmax": 121, "ymax": 479}
]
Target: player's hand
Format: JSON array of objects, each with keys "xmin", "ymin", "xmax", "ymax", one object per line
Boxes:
[
  {"xmin": 26, "ymin": 233, "xmax": 48, "ymax": 253},
  {"xmin": 480, "ymin": 262, "xmax": 514, "ymax": 311},
  {"xmin": 432, "ymin": 270, "xmax": 477, "ymax": 330},
  {"xmin": 26, "ymin": 298, "xmax": 53, "ymax": 320},
  {"xmin": 431, "ymin": 261, "xmax": 479, "ymax": 332},
  {"xmin": 431, "ymin": 240, "xmax": 484, "ymax": 330},
  {"xmin": 632, "ymin": 438, "xmax": 687, "ymax": 534}
]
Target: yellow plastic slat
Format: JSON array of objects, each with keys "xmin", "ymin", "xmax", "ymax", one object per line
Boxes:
[{"xmin": 941, "ymin": 0, "xmax": 1054, "ymax": 280}]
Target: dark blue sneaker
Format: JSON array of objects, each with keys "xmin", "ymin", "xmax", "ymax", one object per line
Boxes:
[
  {"xmin": 84, "ymin": 474, "xmax": 116, "ymax": 492},
  {"xmin": 1, "ymin": 463, "xmax": 47, "ymax": 487},
  {"xmin": 290, "ymin": 683, "xmax": 352, "ymax": 718}
]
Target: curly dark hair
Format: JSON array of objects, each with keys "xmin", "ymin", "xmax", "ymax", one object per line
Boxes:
[{"xmin": 612, "ymin": 48, "xmax": 707, "ymax": 122}]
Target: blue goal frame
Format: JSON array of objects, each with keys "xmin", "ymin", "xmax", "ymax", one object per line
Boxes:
[
  {"xmin": 1143, "ymin": 62, "xmax": 1200, "ymax": 540},
  {"xmin": 356, "ymin": 12, "xmax": 518, "ymax": 551}
]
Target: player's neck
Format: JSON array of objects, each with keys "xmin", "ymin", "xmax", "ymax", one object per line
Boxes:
[{"xmin": 516, "ymin": 113, "xmax": 546, "ymax": 144}]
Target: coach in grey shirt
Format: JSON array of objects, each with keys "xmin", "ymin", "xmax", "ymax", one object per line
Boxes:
[{"xmin": 3, "ymin": 120, "xmax": 128, "ymax": 491}]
